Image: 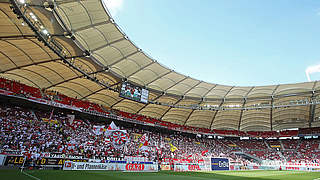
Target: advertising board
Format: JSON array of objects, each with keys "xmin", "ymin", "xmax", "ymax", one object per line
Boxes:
[
  {"xmin": 174, "ymin": 163, "xmax": 207, "ymax": 172},
  {"xmin": 63, "ymin": 161, "xmax": 158, "ymax": 172},
  {"xmin": 211, "ymin": 158, "xmax": 229, "ymax": 170}
]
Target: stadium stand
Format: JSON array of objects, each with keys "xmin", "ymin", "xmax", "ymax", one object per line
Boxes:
[
  {"xmin": 1, "ymin": 1, "xmax": 320, "ymax": 174},
  {"xmin": 1, "ymin": 79, "xmax": 320, "ymax": 166}
]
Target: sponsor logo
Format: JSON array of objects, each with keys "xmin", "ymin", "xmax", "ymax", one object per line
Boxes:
[
  {"xmin": 219, "ymin": 161, "xmax": 229, "ymax": 168},
  {"xmin": 64, "ymin": 161, "xmax": 75, "ymax": 169},
  {"xmin": 65, "ymin": 162, "xmax": 72, "ymax": 168},
  {"xmin": 125, "ymin": 163, "xmax": 145, "ymax": 171},
  {"xmin": 188, "ymin": 165, "xmax": 201, "ymax": 171}
]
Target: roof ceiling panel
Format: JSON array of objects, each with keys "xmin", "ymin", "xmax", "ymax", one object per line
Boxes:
[
  {"xmin": 205, "ymin": 85, "xmax": 233, "ymax": 99},
  {"xmin": 57, "ymin": 1, "xmax": 108, "ymax": 31},
  {"xmin": 9, "ymin": 69, "xmax": 52, "ymax": 88},
  {"xmin": 162, "ymin": 108, "xmax": 192, "ymax": 124},
  {"xmin": 274, "ymin": 82, "xmax": 314, "ymax": 96},
  {"xmin": 113, "ymin": 99, "xmax": 144, "ymax": 113},
  {"xmin": 139, "ymin": 104, "xmax": 169, "ymax": 119},
  {"xmin": 129, "ymin": 63, "xmax": 171, "ymax": 86},
  {"xmin": 92, "ymin": 40, "xmax": 137, "ymax": 67},
  {"xmin": 86, "ymin": 89, "xmax": 120, "ymax": 106},
  {"xmin": 166, "ymin": 78, "xmax": 200, "ymax": 96},
  {"xmin": 225, "ymin": 86, "xmax": 252, "ymax": 99},
  {"xmin": 95, "ymin": 23, "xmax": 124, "ymax": 43},
  {"xmin": 185, "ymin": 82, "xmax": 216, "ymax": 98},
  {"xmin": 212, "ymin": 110, "xmax": 241, "ymax": 130},
  {"xmin": 23, "ymin": 66, "xmax": 64, "ymax": 84},
  {"xmin": 186, "ymin": 110, "xmax": 215, "ymax": 127},
  {"xmin": 75, "ymin": 28, "xmax": 108, "ymax": 51},
  {"xmin": 148, "ymin": 71, "xmax": 185, "ymax": 91}
]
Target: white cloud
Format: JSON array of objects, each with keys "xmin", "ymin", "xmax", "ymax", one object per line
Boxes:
[
  {"xmin": 305, "ymin": 64, "xmax": 320, "ymax": 82},
  {"xmin": 102, "ymin": 0, "xmax": 123, "ymax": 17}
]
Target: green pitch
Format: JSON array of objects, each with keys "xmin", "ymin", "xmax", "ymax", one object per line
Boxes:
[{"xmin": 2, "ymin": 169, "xmax": 320, "ymax": 180}]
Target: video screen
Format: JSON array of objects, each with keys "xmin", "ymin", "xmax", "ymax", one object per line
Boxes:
[{"xmin": 120, "ymin": 82, "xmax": 148, "ymax": 103}]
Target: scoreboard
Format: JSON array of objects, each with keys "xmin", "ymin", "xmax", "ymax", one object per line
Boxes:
[{"xmin": 119, "ymin": 82, "xmax": 149, "ymax": 103}]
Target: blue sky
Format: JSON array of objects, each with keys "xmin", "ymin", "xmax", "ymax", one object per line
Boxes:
[{"xmin": 103, "ymin": 0, "xmax": 320, "ymax": 86}]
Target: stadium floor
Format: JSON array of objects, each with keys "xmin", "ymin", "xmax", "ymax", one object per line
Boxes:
[{"xmin": 2, "ymin": 170, "xmax": 320, "ymax": 180}]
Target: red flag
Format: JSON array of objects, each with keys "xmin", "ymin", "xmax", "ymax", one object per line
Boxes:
[{"xmin": 201, "ymin": 149, "xmax": 209, "ymax": 156}]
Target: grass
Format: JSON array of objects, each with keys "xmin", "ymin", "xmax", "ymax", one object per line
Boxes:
[{"xmin": 2, "ymin": 169, "xmax": 320, "ymax": 180}]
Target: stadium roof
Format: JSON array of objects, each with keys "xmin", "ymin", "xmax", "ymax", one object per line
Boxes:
[{"xmin": 1, "ymin": 0, "xmax": 320, "ymax": 131}]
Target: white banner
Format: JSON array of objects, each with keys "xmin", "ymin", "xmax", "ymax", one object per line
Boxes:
[
  {"xmin": 63, "ymin": 161, "xmax": 158, "ymax": 172},
  {"xmin": 174, "ymin": 163, "xmax": 207, "ymax": 172},
  {"xmin": 0, "ymin": 155, "xmax": 6, "ymax": 166}
]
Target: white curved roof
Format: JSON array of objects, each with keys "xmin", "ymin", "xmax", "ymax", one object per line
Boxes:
[{"xmin": 0, "ymin": 0, "xmax": 319, "ymax": 131}]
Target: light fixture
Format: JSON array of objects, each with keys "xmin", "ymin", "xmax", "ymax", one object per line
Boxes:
[
  {"xmin": 41, "ymin": 29, "xmax": 49, "ymax": 35},
  {"xmin": 18, "ymin": 0, "xmax": 25, "ymax": 4}
]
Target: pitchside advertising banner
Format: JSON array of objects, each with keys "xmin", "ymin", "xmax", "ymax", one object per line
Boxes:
[
  {"xmin": 173, "ymin": 163, "xmax": 208, "ymax": 172},
  {"xmin": 0, "ymin": 154, "xmax": 7, "ymax": 165},
  {"xmin": 63, "ymin": 161, "xmax": 159, "ymax": 172},
  {"xmin": 3, "ymin": 155, "xmax": 88, "ymax": 166},
  {"xmin": 4, "ymin": 156, "xmax": 24, "ymax": 165},
  {"xmin": 211, "ymin": 158, "xmax": 229, "ymax": 170}
]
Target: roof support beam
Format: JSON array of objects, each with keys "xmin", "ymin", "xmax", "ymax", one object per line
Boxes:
[
  {"xmin": 165, "ymin": 80, "xmax": 203, "ymax": 125},
  {"xmin": 0, "ymin": 50, "xmax": 18, "ymax": 69},
  {"xmin": 210, "ymin": 86, "xmax": 235, "ymax": 129},
  {"xmin": 238, "ymin": 87, "xmax": 254, "ymax": 130},
  {"xmin": 309, "ymin": 103, "xmax": 315, "ymax": 128},
  {"xmin": 0, "ymin": 35, "xmax": 37, "ymax": 40},
  {"xmin": 202, "ymin": 84, "xmax": 218, "ymax": 100},
  {"xmin": 309, "ymin": 82, "xmax": 318, "ymax": 127},
  {"xmin": 270, "ymin": 98, "xmax": 274, "ymax": 131},
  {"xmin": 270, "ymin": 85, "xmax": 280, "ymax": 131},
  {"xmin": 238, "ymin": 100, "xmax": 246, "ymax": 131},
  {"xmin": 183, "ymin": 109, "xmax": 195, "ymax": 126},
  {"xmin": 110, "ymin": 98, "xmax": 125, "ymax": 108},
  {"xmin": 309, "ymin": 90, "xmax": 316, "ymax": 128},
  {"xmin": 210, "ymin": 102, "xmax": 223, "ymax": 129}
]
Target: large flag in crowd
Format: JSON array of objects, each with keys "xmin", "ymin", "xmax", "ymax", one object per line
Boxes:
[
  {"xmin": 92, "ymin": 121, "xmax": 129, "ymax": 149},
  {"xmin": 105, "ymin": 121, "xmax": 120, "ymax": 136},
  {"xmin": 93, "ymin": 125, "xmax": 105, "ymax": 135},
  {"xmin": 139, "ymin": 133, "xmax": 149, "ymax": 152},
  {"xmin": 169, "ymin": 143, "xmax": 178, "ymax": 152}
]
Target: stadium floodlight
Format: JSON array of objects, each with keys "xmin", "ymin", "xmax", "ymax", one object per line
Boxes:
[
  {"xmin": 29, "ymin": 12, "xmax": 38, "ymax": 21},
  {"xmin": 18, "ymin": 0, "xmax": 25, "ymax": 4},
  {"xmin": 41, "ymin": 29, "xmax": 49, "ymax": 36}
]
